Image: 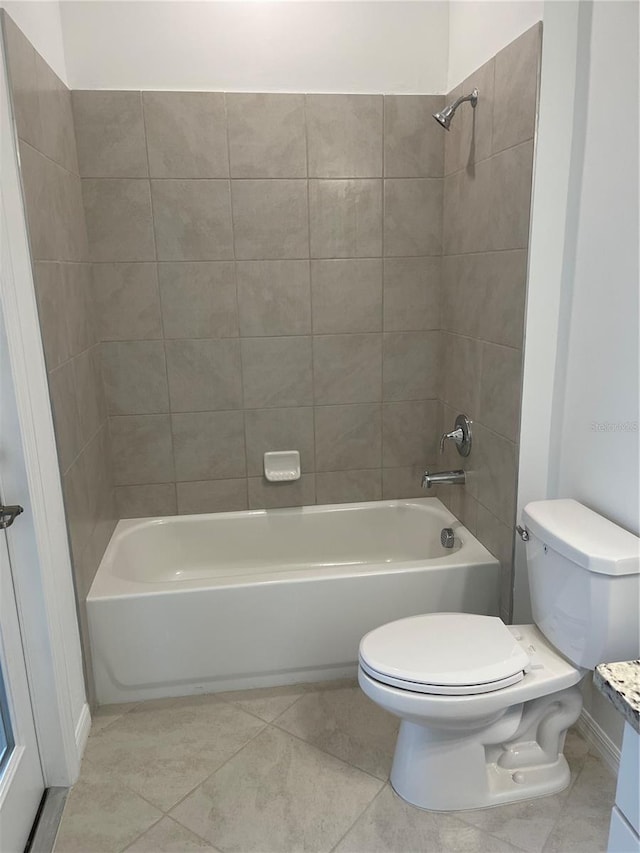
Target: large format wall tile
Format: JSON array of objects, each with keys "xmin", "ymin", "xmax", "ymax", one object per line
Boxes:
[
  {"xmin": 384, "ymin": 179, "xmax": 442, "ymax": 256},
  {"xmin": 102, "ymin": 341, "xmax": 169, "ymax": 415},
  {"xmin": 313, "ymin": 334, "xmax": 382, "ymax": 405},
  {"xmin": 382, "ymin": 401, "xmax": 439, "ymax": 468},
  {"xmin": 92, "ymin": 262, "xmax": 162, "ymax": 341},
  {"xmin": 314, "ymin": 404, "xmax": 382, "ymax": 472},
  {"xmin": 309, "ymin": 180, "xmax": 382, "ymax": 258},
  {"xmin": 165, "ymin": 339, "xmax": 243, "ymax": 412},
  {"xmin": 316, "ymin": 469, "xmax": 382, "ymax": 504},
  {"xmin": 232, "ymin": 180, "xmax": 309, "ymax": 259},
  {"xmin": 383, "ymin": 257, "xmax": 440, "ymax": 331},
  {"xmin": 72, "ymin": 91, "xmax": 147, "ymax": 177},
  {"xmin": 384, "ymin": 95, "xmax": 444, "ymax": 178},
  {"xmin": 241, "ymin": 337, "xmax": 313, "ymax": 408},
  {"xmin": 172, "ymin": 411, "xmax": 246, "ymax": 481},
  {"xmin": 227, "ymin": 93, "xmax": 306, "ymax": 178},
  {"xmin": 177, "ymin": 480, "xmax": 247, "ymax": 515},
  {"xmin": 116, "ymin": 483, "xmax": 177, "ymax": 519},
  {"xmin": 158, "ymin": 261, "xmax": 238, "ymax": 339},
  {"xmin": 493, "ymin": 24, "xmax": 541, "ymax": 154},
  {"xmin": 306, "ymin": 94, "xmax": 383, "ymax": 178},
  {"xmin": 151, "ymin": 179, "xmax": 234, "ymax": 261},
  {"xmin": 311, "ymin": 259, "xmax": 382, "ymax": 334},
  {"xmin": 383, "ymin": 331, "xmax": 440, "ymax": 401},
  {"xmin": 110, "ymin": 414, "xmax": 174, "ymax": 485},
  {"xmin": 237, "ymin": 260, "xmax": 311, "ymax": 336},
  {"xmin": 143, "ymin": 92, "xmax": 228, "ymax": 178},
  {"xmin": 83, "ymin": 178, "xmax": 155, "ymax": 261}
]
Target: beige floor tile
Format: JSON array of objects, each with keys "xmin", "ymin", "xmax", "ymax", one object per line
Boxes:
[
  {"xmin": 84, "ymin": 693, "xmax": 265, "ymax": 811},
  {"xmin": 543, "ymin": 812, "xmax": 611, "ymax": 853},
  {"xmin": 219, "ymin": 683, "xmax": 306, "ymax": 722},
  {"xmin": 170, "ymin": 726, "xmax": 383, "ymax": 853},
  {"xmin": 303, "ymin": 676, "xmax": 358, "ymax": 692},
  {"xmin": 563, "ymin": 727, "xmax": 591, "ymax": 783},
  {"xmin": 456, "ymin": 792, "xmax": 565, "ymax": 853},
  {"xmin": 564, "ymin": 753, "xmax": 616, "ymax": 813},
  {"xmin": 90, "ymin": 702, "xmax": 138, "ymax": 735},
  {"xmin": 125, "ymin": 816, "xmax": 220, "ymax": 852},
  {"xmin": 334, "ymin": 784, "xmax": 523, "ymax": 853},
  {"xmin": 543, "ymin": 755, "xmax": 615, "ymax": 853},
  {"xmin": 54, "ymin": 760, "xmax": 162, "ymax": 853},
  {"xmin": 275, "ymin": 684, "xmax": 399, "ymax": 779}
]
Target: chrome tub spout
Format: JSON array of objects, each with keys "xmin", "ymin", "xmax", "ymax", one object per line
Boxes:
[{"xmin": 421, "ymin": 470, "xmax": 466, "ymax": 489}]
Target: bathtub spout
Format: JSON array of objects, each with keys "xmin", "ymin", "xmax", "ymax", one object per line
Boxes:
[{"xmin": 421, "ymin": 470, "xmax": 466, "ymax": 489}]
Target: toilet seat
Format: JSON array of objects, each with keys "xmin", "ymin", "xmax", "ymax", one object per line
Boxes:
[{"xmin": 359, "ymin": 613, "xmax": 531, "ymax": 696}]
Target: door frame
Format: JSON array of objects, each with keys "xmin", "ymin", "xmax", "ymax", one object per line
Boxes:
[{"xmin": 0, "ymin": 20, "xmax": 89, "ymax": 787}]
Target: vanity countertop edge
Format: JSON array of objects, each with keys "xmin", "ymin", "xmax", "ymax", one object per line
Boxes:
[{"xmin": 594, "ymin": 660, "xmax": 640, "ymax": 734}]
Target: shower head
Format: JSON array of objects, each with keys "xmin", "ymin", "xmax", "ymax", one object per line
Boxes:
[{"xmin": 433, "ymin": 88, "xmax": 479, "ymax": 131}]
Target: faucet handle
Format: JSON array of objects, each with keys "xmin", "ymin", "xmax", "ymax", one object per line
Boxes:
[
  {"xmin": 439, "ymin": 414, "xmax": 472, "ymax": 457},
  {"xmin": 439, "ymin": 427, "xmax": 464, "ymax": 454}
]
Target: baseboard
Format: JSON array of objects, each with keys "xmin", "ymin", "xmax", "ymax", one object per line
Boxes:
[
  {"xmin": 577, "ymin": 708, "xmax": 620, "ymax": 776},
  {"xmin": 74, "ymin": 703, "xmax": 91, "ymax": 758}
]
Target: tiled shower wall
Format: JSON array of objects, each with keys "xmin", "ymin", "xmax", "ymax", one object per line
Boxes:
[
  {"xmin": 72, "ymin": 90, "xmax": 447, "ymax": 515},
  {"xmin": 5, "ymin": 10, "xmax": 540, "ymax": 634},
  {"xmin": 438, "ymin": 25, "xmax": 541, "ymax": 620},
  {"xmin": 2, "ymin": 14, "xmax": 116, "ymax": 697}
]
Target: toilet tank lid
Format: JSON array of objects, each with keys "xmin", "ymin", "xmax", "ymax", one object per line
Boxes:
[{"xmin": 523, "ymin": 499, "xmax": 640, "ymax": 576}]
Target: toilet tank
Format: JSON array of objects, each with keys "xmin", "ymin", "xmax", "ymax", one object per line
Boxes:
[{"xmin": 523, "ymin": 499, "xmax": 640, "ymax": 669}]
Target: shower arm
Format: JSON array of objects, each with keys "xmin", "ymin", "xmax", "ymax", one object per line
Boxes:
[{"xmin": 449, "ymin": 88, "xmax": 478, "ymax": 113}]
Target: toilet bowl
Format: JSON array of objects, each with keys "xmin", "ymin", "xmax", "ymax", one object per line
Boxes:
[
  {"xmin": 359, "ymin": 499, "xmax": 640, "ymax": 811},
  {"xmin": 359, "ymin": 616, "xmax": 584, "ymax": 810}
]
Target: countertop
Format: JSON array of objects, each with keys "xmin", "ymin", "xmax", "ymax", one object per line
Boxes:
[{"xmin": 594, "ymin": 660, "xmax": 640, "ymax": 734}]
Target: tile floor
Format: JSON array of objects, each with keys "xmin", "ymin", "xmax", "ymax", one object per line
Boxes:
[{"xmin": 54, "ymin": 679, "xmax": 616, "ymax": 853}]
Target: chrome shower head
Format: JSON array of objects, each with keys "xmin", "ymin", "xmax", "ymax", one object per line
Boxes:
[{"xmin": 433, "ymin": 88, "xmax": 479, "ymax": 131}]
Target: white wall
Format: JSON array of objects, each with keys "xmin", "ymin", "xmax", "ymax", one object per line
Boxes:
[
  {"xmin": 553, "ymin": 0, "xmax": 638, "ymax": 749},
  {"xmin": 447, "ymin": 0, "xmax": 543, "ymax": 89},
  {"xmin": 518, "ymin": 0, "xmax": 639, "ymax": 751},
  {"xmin": 553, "ymin": 0, "xmax": 639, "ymax": 533},
  {"xmin": 59, "ymin": 0, "xmax": 449, "ymax": 93},
  {"xmin": 1, "ymin": 0, "xmax": 67, "ymax": 83}
]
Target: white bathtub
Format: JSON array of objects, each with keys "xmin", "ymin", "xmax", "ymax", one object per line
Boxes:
[{"xmin": 87, "ymin": 497, "xmax": 500, "ymax": 705}]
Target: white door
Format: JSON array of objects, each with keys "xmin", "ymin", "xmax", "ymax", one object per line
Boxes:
[
  {"xmin": 0, "ymin": 515, "xmax": 45, "ymax": 853},
  {"xmin": 0, "ymin": 271, "xmax": 45, "ymax": 848}
]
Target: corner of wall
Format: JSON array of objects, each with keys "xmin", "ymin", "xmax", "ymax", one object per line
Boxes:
[{"xmin": 0, "ymin": 0, "xmax": 68, "ymax": 84}]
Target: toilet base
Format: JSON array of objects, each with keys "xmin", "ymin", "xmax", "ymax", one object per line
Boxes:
[{"xmin": 389, "ymin": 685, "xmax": 583, "ymax": 811}]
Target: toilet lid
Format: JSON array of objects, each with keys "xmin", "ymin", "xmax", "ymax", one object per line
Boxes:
[{"xmin": 359, "ymin": 613, "xmax": 531, "ymax": 695}]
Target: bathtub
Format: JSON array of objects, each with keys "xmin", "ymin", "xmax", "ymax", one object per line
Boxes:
[{"xmin": 87, "ymin": 497, "xmax": 500, "ymax": 705}]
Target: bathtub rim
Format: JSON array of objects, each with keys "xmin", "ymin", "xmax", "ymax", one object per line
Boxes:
[{"xmin": 88, "ymin": 497, "xmax": 499, "ymax": 600}]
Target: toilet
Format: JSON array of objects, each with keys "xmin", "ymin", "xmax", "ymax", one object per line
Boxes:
[{"xmin": 359, "ymin": 499, "xmax": 640, "ymax": 811}]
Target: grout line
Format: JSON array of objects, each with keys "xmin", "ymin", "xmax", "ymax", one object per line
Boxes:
[
  {"xmin": 327, "ymin": 782, "xmax": 389, "ymax": 853},
  {"xmin": 302, "ymin": 94, "xmax": 320, "ymax": 501},
  {"xmin": 117, "ymin": 815, "xmax": 171, "ymax": 853},
  {"xmin": 222, "ymin": 93, "xmax": 250, "ymax": 507},
  {"xmin": 139, "ymin": 92, "xmax": 177, "ymax": 492},
  {"xmin": 266, "ymin": 719, "xmax": 389, "ymax": 788},
  {"xmin": 165, "ymin": 721, "xmax": 269, "ymax": 817}
]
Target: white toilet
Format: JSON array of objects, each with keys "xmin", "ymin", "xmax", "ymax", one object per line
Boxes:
[{"xmin": 359, "ymin": 499, "xmax": 640, "ymax": 811}]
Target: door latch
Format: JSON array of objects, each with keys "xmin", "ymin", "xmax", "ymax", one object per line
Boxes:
[{"xmin": 0, "ymin": 504, "xmax": 24, "ymax": 529}]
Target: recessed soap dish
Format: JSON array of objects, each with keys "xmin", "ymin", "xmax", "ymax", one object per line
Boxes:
[{"xmin": 264, "ymin": 451, "xmax": 301, "ymax": 482}]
